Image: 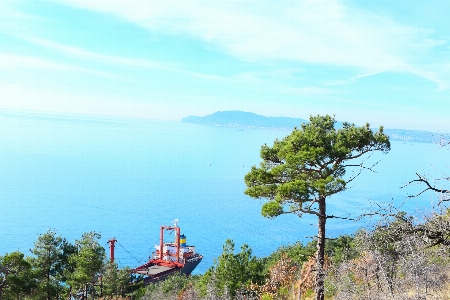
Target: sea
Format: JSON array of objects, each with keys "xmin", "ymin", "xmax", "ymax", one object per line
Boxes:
[{"xmin": 1, "ymin": 110, "xmax": 449, "ymax": 274}]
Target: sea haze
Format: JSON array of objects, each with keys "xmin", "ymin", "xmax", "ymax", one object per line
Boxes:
[{"xmin": 0, "ymin": 111, "xmax": 448, "ymax": 274}]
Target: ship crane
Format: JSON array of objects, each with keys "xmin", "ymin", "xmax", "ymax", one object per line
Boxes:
[{"xmin": 131, "ymin": 221, "xmax": 202, "ymax": 285}]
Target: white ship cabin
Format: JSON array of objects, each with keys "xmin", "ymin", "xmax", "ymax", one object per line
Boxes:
[{"xmin": 155, "ymin": 244, "xmax": 197, "ymax": 263}]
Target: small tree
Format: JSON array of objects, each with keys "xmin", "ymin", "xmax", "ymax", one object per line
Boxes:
[
  {"xmin": 30, "ymin": 230, "xmax": 68, "ymax": 300},
  {"xmin": 0, "ymin": 251, "xmax": 36, "ymax": 300},
  {"xmin": 199, "ymin": 239, "xmax": 265, "ymax": 297},
  {"xmin": 141, "ymin": 273, "xmax": 194, "ymax": 300},
  {"xmin": 59, "ymin": 239, "xmax": 77, "ymax": 299},
  {"xmin": 102, "ymin": 262, "xmax": 131, "ymax": 298},
  {"xmin": 68, "ymin": 232, "xmax": 105, "ymax": 299},
  {"xmin": 0, "ymin": 261, "xmax": 7, "ymax": 299},
  {"xmin": 244, "ymin": 115, "xmax": 390, "ymax": 300},
  {"xmin": 328, "ymin": 213, "xmax": 450, "ymax": 299}
]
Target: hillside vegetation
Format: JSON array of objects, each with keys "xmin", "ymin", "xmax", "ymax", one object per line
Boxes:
[
  {"xmin": 3, "ymin": 211, "xmax": 450, "ymax": 299},
  {"xmin": 2, "ymin": 116, "xmax": 449, "ymax": 299}
]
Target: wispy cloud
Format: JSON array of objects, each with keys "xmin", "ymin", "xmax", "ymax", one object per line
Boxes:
[
  {"xmin": 278, "ymin": 85, "xmax": 340, "ymax": 96},
  {"xmin": 234, "ymin": 70, "xmax": 339, "ymax": 96},
  {"xmin": 0, "ymin": 53, "xmax": 121, "ymax": 79},
  {"xmin": 19, "ymin": 35, "xmax": 235, "ymax": 83},
  {"xmin": 401, "ymin": 64, "xmax": 449, "ymax": 91},
  {"xmin": 0, "ymin": 0, "xmax": 44, "ymax": 22},
  {"xmin": 48, "ymin": 0, "xmax": 448, "ymax": 89},
  {"xmin": 323, "ymin": 71, "xmax": 392, "ymax": 86},
  {"xmin": 25, "ymin": 36, "xmax": 172, "ymax": 69}
]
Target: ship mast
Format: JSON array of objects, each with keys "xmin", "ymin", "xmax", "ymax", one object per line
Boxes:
[
  {"xmin": 159, "ymin": 219, "xmax": 181, "ymax": 263},
  {"xmin": 108, "ymin": 238, "xmax": 118, "ymax": 263}
]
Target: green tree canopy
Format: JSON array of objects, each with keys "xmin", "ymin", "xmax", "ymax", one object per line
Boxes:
[
  {"xmin": 244, "ymin": 114, "xmax": 390, "ymax": 300},
  {"xmin": 102, "ymin": 262, "xmax": 131, "ymax": 298},
  {"xmin": 199, "ymin": 239, "xmax": 265, "ymax": 297},
  {"xmin": 67, "ymin": 232, "xmax": 105, "ymax": 299},
  {"xmin": 30, "ymin": 230, "xmax": 69, "ymax": 300},
  {"xmin": 0, "ymin": 251, "xmax": 36, "ymax": 300}
]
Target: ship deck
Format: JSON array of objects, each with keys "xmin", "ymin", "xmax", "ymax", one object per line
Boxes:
[{"xmin": 135, "ymin": 265, "xmax": 174, "ymax": 276}]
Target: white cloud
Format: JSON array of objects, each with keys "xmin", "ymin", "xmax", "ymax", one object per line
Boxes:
[
  {"xmin": 0, "ymin": 53, "xmax": 120, "ymax": 79},
  {"xmin": 16, "ymin": 36, "xmax": 235, "ymax": 83},
  {"xmin": 45, "ymin": 1, "xmax": 446, "ymax": 90},
  {"xmin": 0, "ymin": 0, "xmax": 440, "ymax": 89},
  {"xmin": 280, "ymin": 85, "xmax": 339, "ymax": 96},
  {"xmin": 24, "ymin": 36, "xmax": 171, "ymax": 69},
  {"xmin": 47, "ymin": 0, "xmax": 446, "ymax": 86},
  {"xmin": 403, "ymin": 65, "xmax": 449, "ymax": 91},
  {"xmin": 234, "ymin": 70, "xmax": 339, "ymax": 95}
]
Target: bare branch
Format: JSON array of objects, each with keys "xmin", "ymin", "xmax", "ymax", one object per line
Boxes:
[
  {"xmin": 344, "ymin": 157, "xmax": 381, "ymax": 186},
  {"xmin": 345, "ymin": 168, "xmax": 362, "ymax": 185},
  {"xmin": 403, "ymin": 173, "xmax": 450, "ymax": 200},
  {"xmin": 326, "ymin": 214, "xmax": 356, "ymax": 221}
]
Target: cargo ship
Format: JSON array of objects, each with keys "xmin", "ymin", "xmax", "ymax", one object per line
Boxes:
[{"xmin": 129, "ymin": 220, "xmax": 203, "ymax": 284}]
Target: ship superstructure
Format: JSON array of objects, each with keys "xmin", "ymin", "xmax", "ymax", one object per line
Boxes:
[{"xmin": 131, "ymin": 220, "xmax": 202, "ymax": 284}]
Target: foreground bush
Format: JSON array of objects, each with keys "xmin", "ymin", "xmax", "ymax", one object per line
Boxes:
[{"xmin": 327, "ymin": 211, "xmax": 450, "ymax": 299}]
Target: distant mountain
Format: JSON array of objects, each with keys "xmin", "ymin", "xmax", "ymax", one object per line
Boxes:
[
  {"xmin": 182, "ymin": 111, "xmax": 308, "ymax": 130},
  {"xmin": 181, "ymin": 111, "xmax": 445, "ymax": 143}
]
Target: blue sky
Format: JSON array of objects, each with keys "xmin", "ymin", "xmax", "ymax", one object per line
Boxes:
[{"xmin": 1, "ymin": 0, "xmax": 449, "ymax": 131}]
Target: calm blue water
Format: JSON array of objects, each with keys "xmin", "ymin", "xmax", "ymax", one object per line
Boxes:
[{"xmin": 1, "ymin": 111, "xmax": 449, "ymax": 274}]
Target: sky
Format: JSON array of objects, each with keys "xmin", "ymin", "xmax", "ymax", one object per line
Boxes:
[{"xmin": 0, "ymin": 0, "xmax": 449, "ymax": 132}]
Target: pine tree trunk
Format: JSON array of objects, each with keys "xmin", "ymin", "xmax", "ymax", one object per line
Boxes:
[
  {"xmin": 315, "ymin": 196, "xmax": 326, "ymax": 300},
  {"xmin": 47, "ymin": 268, "xmax": 50, "ymax": 300},
  {"xmin": 0, "ymin": 276, "xmax": 5, "ymax": 300}
]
